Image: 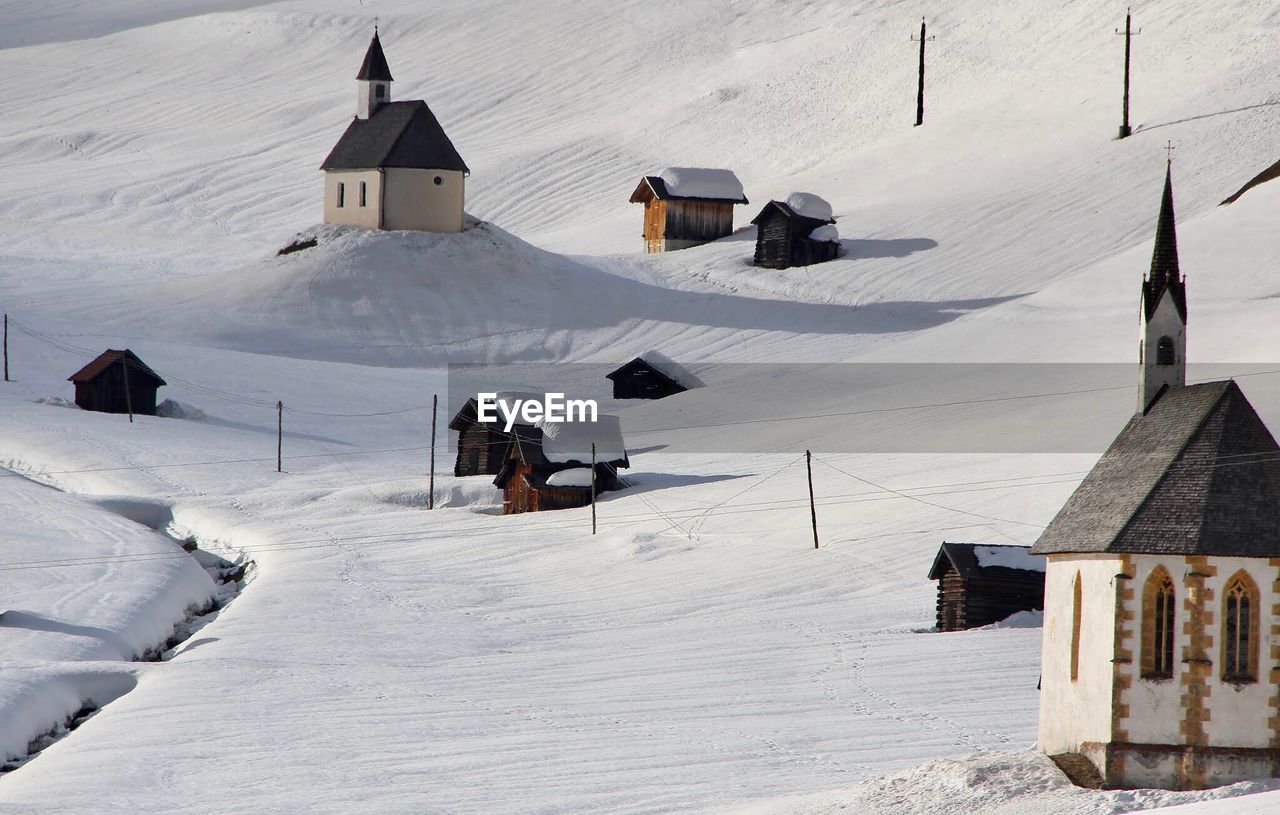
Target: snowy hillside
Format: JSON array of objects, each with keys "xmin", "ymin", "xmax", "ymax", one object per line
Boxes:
[{"xmin": 3, "ymin": 0, "xmax": 1280, "ymax": 813}]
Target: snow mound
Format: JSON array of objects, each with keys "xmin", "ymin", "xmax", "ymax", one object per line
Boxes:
[
  {"xmin": 539, "ymin": 414, "xmax": 626, "ymax": 464},
  {"xmin": 986, "ymin": 610, "xmax": 1044, "ymax": 629},
  {"xmin": 974, "ymin": 545, "xmax": 1044, "ymax": 572},
  {"xmin": 639, "ymin": 350, "xmax": 705, "ymax": 389},
  {"xmin": 545, "ymin": 467, "xmax": 595, "ymax": 488},
  {"xmin": 726, "ymin": 750, "xmax": 1275, "ymax": 815},
  {"xmin": 156, "ymin": 399, "xmax": 206, "ymax": 420},
  {"xmin": 658, "ymin": 167, "xmax": 747, "ymax": 201},
  {"xmin": 784, "ymin": 192, "xmax": 834, "ymax": 222},
  {"xmin": 808, "ymin": 224, "xmax": 839, "ymax": 243}
]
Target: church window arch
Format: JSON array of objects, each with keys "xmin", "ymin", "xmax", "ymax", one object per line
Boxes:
[
  {"xmin": 1157, "ymin": 336, "xmax": 1175, "ymax": 366},
  {"xmin": 1222, "ymin": 571, "xmax": 1260, "ymax": 683},
  {"xmin": 1070, "ymin": 572, "xmax": 1083, "ymax": 682},
  {"xmin": 1141, "ymin": 568, "xmax": 1176, "ymax": 679}
]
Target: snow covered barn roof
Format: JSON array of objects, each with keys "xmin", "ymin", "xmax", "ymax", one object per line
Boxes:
[
  {"xmin": 448, "ymin": 391, "xmax": 543, "ymax": 431},
  {"xmin": 630, "ymin": 167, "xmax": 748, "ymax": 205},
  {"xmin": 606, "ymin": 352, "xmax": 704, "ymax": 390},
  {"xmin": 539, "ymin": 414, "xmax": 627, "ymax": 465},
  {"xmin": 1032, "ymin": 380, "xmax": 1280, "ymax": 558},
  {"xmin": 928, "ymin": 542, "xmax": 1044, "ymax": 580},
  {"xmin": 750, "ymin": 197, "xmax": 836, "ymax": 228},
  {"xmin": 68, "ymin": 349, "xmax": 166, "ymax": 386},
  {"xmin": 321, "ymin": 101, "xmax": 468, "ymax": 173}
]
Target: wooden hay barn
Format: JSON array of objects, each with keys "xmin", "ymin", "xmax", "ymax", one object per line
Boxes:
[
  {"xmin": 448, "ymin": 392, "xmax": 539, "ymax": 477},
  {"xmin": 606, "ymin": 351, "xmax": 703, "ymax": 400},
  {"xmin": 68, "ymin": 349, "xmax": 166, "ymax": 416},
  {"xmin": 928, "ymin": 542, "xmax": 1045, "ymax": 631},
  {"xmin": 751, "ymin": 194, "xmax": 841, "ymax": 269},
  {"xmin": 494, "ymin": 415, "xmax": 629, "ymax": 514},
  {"xmin": 629, "ymin": 167, "xmax": 748, "ymax": 254}
]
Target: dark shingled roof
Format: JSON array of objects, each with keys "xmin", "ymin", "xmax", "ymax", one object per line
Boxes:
[
  {"xmin": 1031, "ymin": 380, "xmax": 1280, "ymax": 558},
  {"xmin": 68, "ymin": 349, "xmax": 166, "ymax": 386},
  {"xmin": 1143, "ymin": 165, "xmax": 1187, "ymax": 320},
  {"xmin": 320, "ymin": 101, "xmax": 469, "ymax": 173},
  {"xmin": 356, "ymin": 32, "xmax": 393, "ymax": 81},
  {"xmin": 928, "ymin": 542, "xmax": 1044, "ymax": 581}
]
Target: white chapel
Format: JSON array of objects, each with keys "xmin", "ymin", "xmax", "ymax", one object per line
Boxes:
[
  {"xmin": 319, "ymin": 31, "xmax": 469, "ymax": 233},
  {"xmin": 1033, "ymin": 164, "xmax": 1280, "ymax": 790}
]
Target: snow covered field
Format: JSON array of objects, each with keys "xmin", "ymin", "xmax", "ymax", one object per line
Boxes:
[{"xmin": 3, "ymin": 0, "xmax": 1280, "ymax": 812}]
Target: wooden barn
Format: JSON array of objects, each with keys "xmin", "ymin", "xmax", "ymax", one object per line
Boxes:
[
  {"xmin": 606, "ymin": 350, "xmax": 703, "ymax": 400},
  {"xmin": 928, "ymin": 542, "xmax": 1045, "ymax": 631},
  {"xmin": 629, "ymin": 167, "xmax": 748, "ymax": 253},
  {"xmin": 751, "ymin": 192, "xmax": 842, "ymax": 269},
  {"xmin": 448, "ymin": 392, "xmax": 539, "ymax": 477},
  {"xmin": 494, "ymin": 415, "xmax": 629, "ymax": 514},
  {"xmin": 68, "ymin": 349, "xmax": 166, "ymax": 416}
]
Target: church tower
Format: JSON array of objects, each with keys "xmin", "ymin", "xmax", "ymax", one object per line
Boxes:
[
  {"xmin": 356, "ymin": 30, "xmax": 393, "ymax": 120},
  {"xmin": 1138, "ymin": 163, "xmax": 1187, "ymax": 412}
]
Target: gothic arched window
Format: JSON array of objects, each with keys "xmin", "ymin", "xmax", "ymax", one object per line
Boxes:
[
  {"xmin": 1142, "ymin": 569, "xmax": 1175, "ymax": 679},
  {"xmin": 1157, "ymin": 336, "xmax": 1175, "ymax": 366},
  {"xmin": 1222, "ymin": 572, "xmax": 1259, "ymax": 683},
  {"xmin": 1070, "ymin": 572, "xmax": 1083, "ymax": 682}
]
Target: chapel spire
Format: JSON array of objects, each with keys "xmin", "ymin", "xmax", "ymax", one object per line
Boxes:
[
  {"xmin": 355, "ymin": 30, "xmax": 394, "ymax": 119},
  {"xmin": 1138, "ymin": 160, "xmax": 1188, "ymax": 413}
]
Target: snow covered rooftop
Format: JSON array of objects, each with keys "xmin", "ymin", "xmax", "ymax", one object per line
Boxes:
[
  {"xmin": 652, "ymin": 167, "xmax": 748, "ymax": 203},
  {"xmin": 639, "ymin": 350, "xmax": 705, "ymax": 389},
  {"xmin": 783, "ymin": 192, "xmax": 834, "ymax": 222},
  {"xmin": 538, "ymin": 413, "xmax": 627, "ymax": 465},
  {"xmin": 808, "ymin": 224, "xmax": 839, "ymax": 243},
  {"xmin": 545, "ymin": 467, "xmax": 595, "ymax": 488},
  {"xmin": 973, "ymin": 545, "xmax": 1045, "ymax": 573}
]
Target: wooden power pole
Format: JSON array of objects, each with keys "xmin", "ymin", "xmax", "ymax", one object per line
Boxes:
[
  {"xmin": 122, "ymin": 355, "xmax": 134, "ymax": 424},
  {"xmin": 806, "ymin": 450, "xmax": 819, "ymax": 549},
  {"xmin": 428, "ymin": 394, "xmax": 437, "ymax": 510},
  {"xmin": 1116, "ymin": 8, "xmax": 1141, "ymax": 138},
  {"xmin": 3, "ymin": 313, "xmax": 8, "ymax": 383},
  {"xmin": 591, "ymin": 443, "xmax": 597, "ymax": 535},
  {"xmin": 276, "ymin": 401, "xmax": 283, "ymax": 473},
  {"xmin": 912, "ymin": 18, "xmax": 935, "ymax": 127}
]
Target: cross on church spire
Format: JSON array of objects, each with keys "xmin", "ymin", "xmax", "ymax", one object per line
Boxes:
[{"xmin": 1164, "ymin": 140, "xmax": 1176, "ymax": 166}]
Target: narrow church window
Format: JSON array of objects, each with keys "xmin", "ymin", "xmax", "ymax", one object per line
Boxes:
[
  {"xmin": 376, "ymin": 84, "xmax": 387, "ymax": 100},
  {"xmin": 1070, "ymin": 572, "xmax": 1082, "ymax": 682},
  {"xmin": 1157, "ymin": 336, "xmax": 1175, "ymax": 365},
  {"xmin": 359, "ymin": 181, "xmax": 367, "ymax": 207},
  {"xmin": 1142, "ymin": 570, "xmax": 1175, "ymax": 679},
  {"xmin": 337, "ymin": 182, "xmax": 345, "ymax": 208},
  {"xmin": 1223, "ymin": 574, "xmax": 1258, "ymax": 683}
]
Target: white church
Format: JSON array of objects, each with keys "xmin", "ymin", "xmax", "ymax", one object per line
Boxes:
[
  {"xmin": 1033, "ymin": 164, "xmax": 1280, "ymax": 789},
  {"xmin": 319, "ymin": 31, "xmax": 469, "ymax": 233}
]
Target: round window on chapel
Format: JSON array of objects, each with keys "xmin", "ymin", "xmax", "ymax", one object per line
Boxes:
[{"xmin": 433, "ymin": 176, "xmax": 444, "ymax": 186}]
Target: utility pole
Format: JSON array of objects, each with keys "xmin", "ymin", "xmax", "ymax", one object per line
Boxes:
[
  {"xmin": 3, "ymin": 313, "xmax": 8, "ymax": 382},
  {"xmin": 912, "ymin": 18, "xmax": 935, "ymax": 127},
  {"xmin": 428, "ymin": 394, "xmax": 437, "ymax": 510},
  {"xmin": 590, "ymin": 442, "xmax": 597, "ymax": 535},
  {"xmin": 122, "ymin": 355, "xmax": 134, "ymax": 424},
  {"xmin": 276, "ymin": 401, "xmax": 283, "ymax": 473},
  {"xmin": 806, "ymin": 450, "xmax": 819, "ymax": 549},
  {"xmin": 1116, "ymin": 8, "xmax": 1141, "ymax": 138}
]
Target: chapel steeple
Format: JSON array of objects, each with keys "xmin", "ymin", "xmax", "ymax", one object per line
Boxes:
[
  {"xmin": 1138, "ymin": 161, "xmax": 1188, "ymax": 413},
  {"xmin": 355, "ymin": 29, "xmax": 394, "ymax": 120}
]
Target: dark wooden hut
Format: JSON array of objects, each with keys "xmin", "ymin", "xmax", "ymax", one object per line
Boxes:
[
  {"xmin": 448, "ymin": 392, "xmax": 538, "ymax": 477},
  {"xmin": 928, "ymin": 542, "xmax": 1045, "ymax": 631},
  {"xmin": 494, "ymin": 416, "xmax": 629, "ymax": 514},
  {"xmin": 751, "ymin": 196, "xmax": 841, "ymax": 269},
  {"xmin": 629, "ymin": 168, "xmax": 748, "ymax": 253},
  {"xmin": 606, "ymin": 351, "xmax": 702, "ymax": 400},
  {"xmin": 68, "ymin": 349, "xmax": 166, "ymax": 416}
]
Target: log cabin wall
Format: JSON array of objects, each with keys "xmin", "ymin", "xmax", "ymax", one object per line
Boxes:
[
  {"xmin": 454, "ymin": 424, "xmax": 505, "ymax": 476},
  {"xmin": 663, "ymin": 200, "xmax": 734, "ymax": 243},
  {"xmin": 935, "ymin": 563, "xmax": 1045, "ymax": 631}
]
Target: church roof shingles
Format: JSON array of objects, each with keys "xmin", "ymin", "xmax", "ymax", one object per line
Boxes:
[
  {"xmin": 355, "ymin": 32, "xmax": 393, "ymax": 82},
  {"xmin": 1031, "ymin": 380, "xmax": 1280, "ymax": 558},
  {"xmin": 320, "ymin": 100, "xmax": 469, "ymax": 173}
]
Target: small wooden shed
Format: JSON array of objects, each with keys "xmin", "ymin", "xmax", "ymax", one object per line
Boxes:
[
  {"xmin": 606, "ymin": 351, "xmax": 703, "ymax": 400},
  {"xmin": 68, "ymin": 349, "xmax": 166, "ymax": 416},
  {"xmin": 751, "ymin": 193, "xmax": 842, "ymax": 269},
  {"xmin": 494, "ymin": 415, "xmax": 629, "ymax": 514},
  {"xmin": 928, "ymin": 542, "xmax": 1045, "ymax": 631},
  {"xmin": 448, "ymin": 392, "xmax": 539, "ymax": 477},
  {"xmin": 629, "ymin": 167, "xmax": 748, "ymax": 253}
]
